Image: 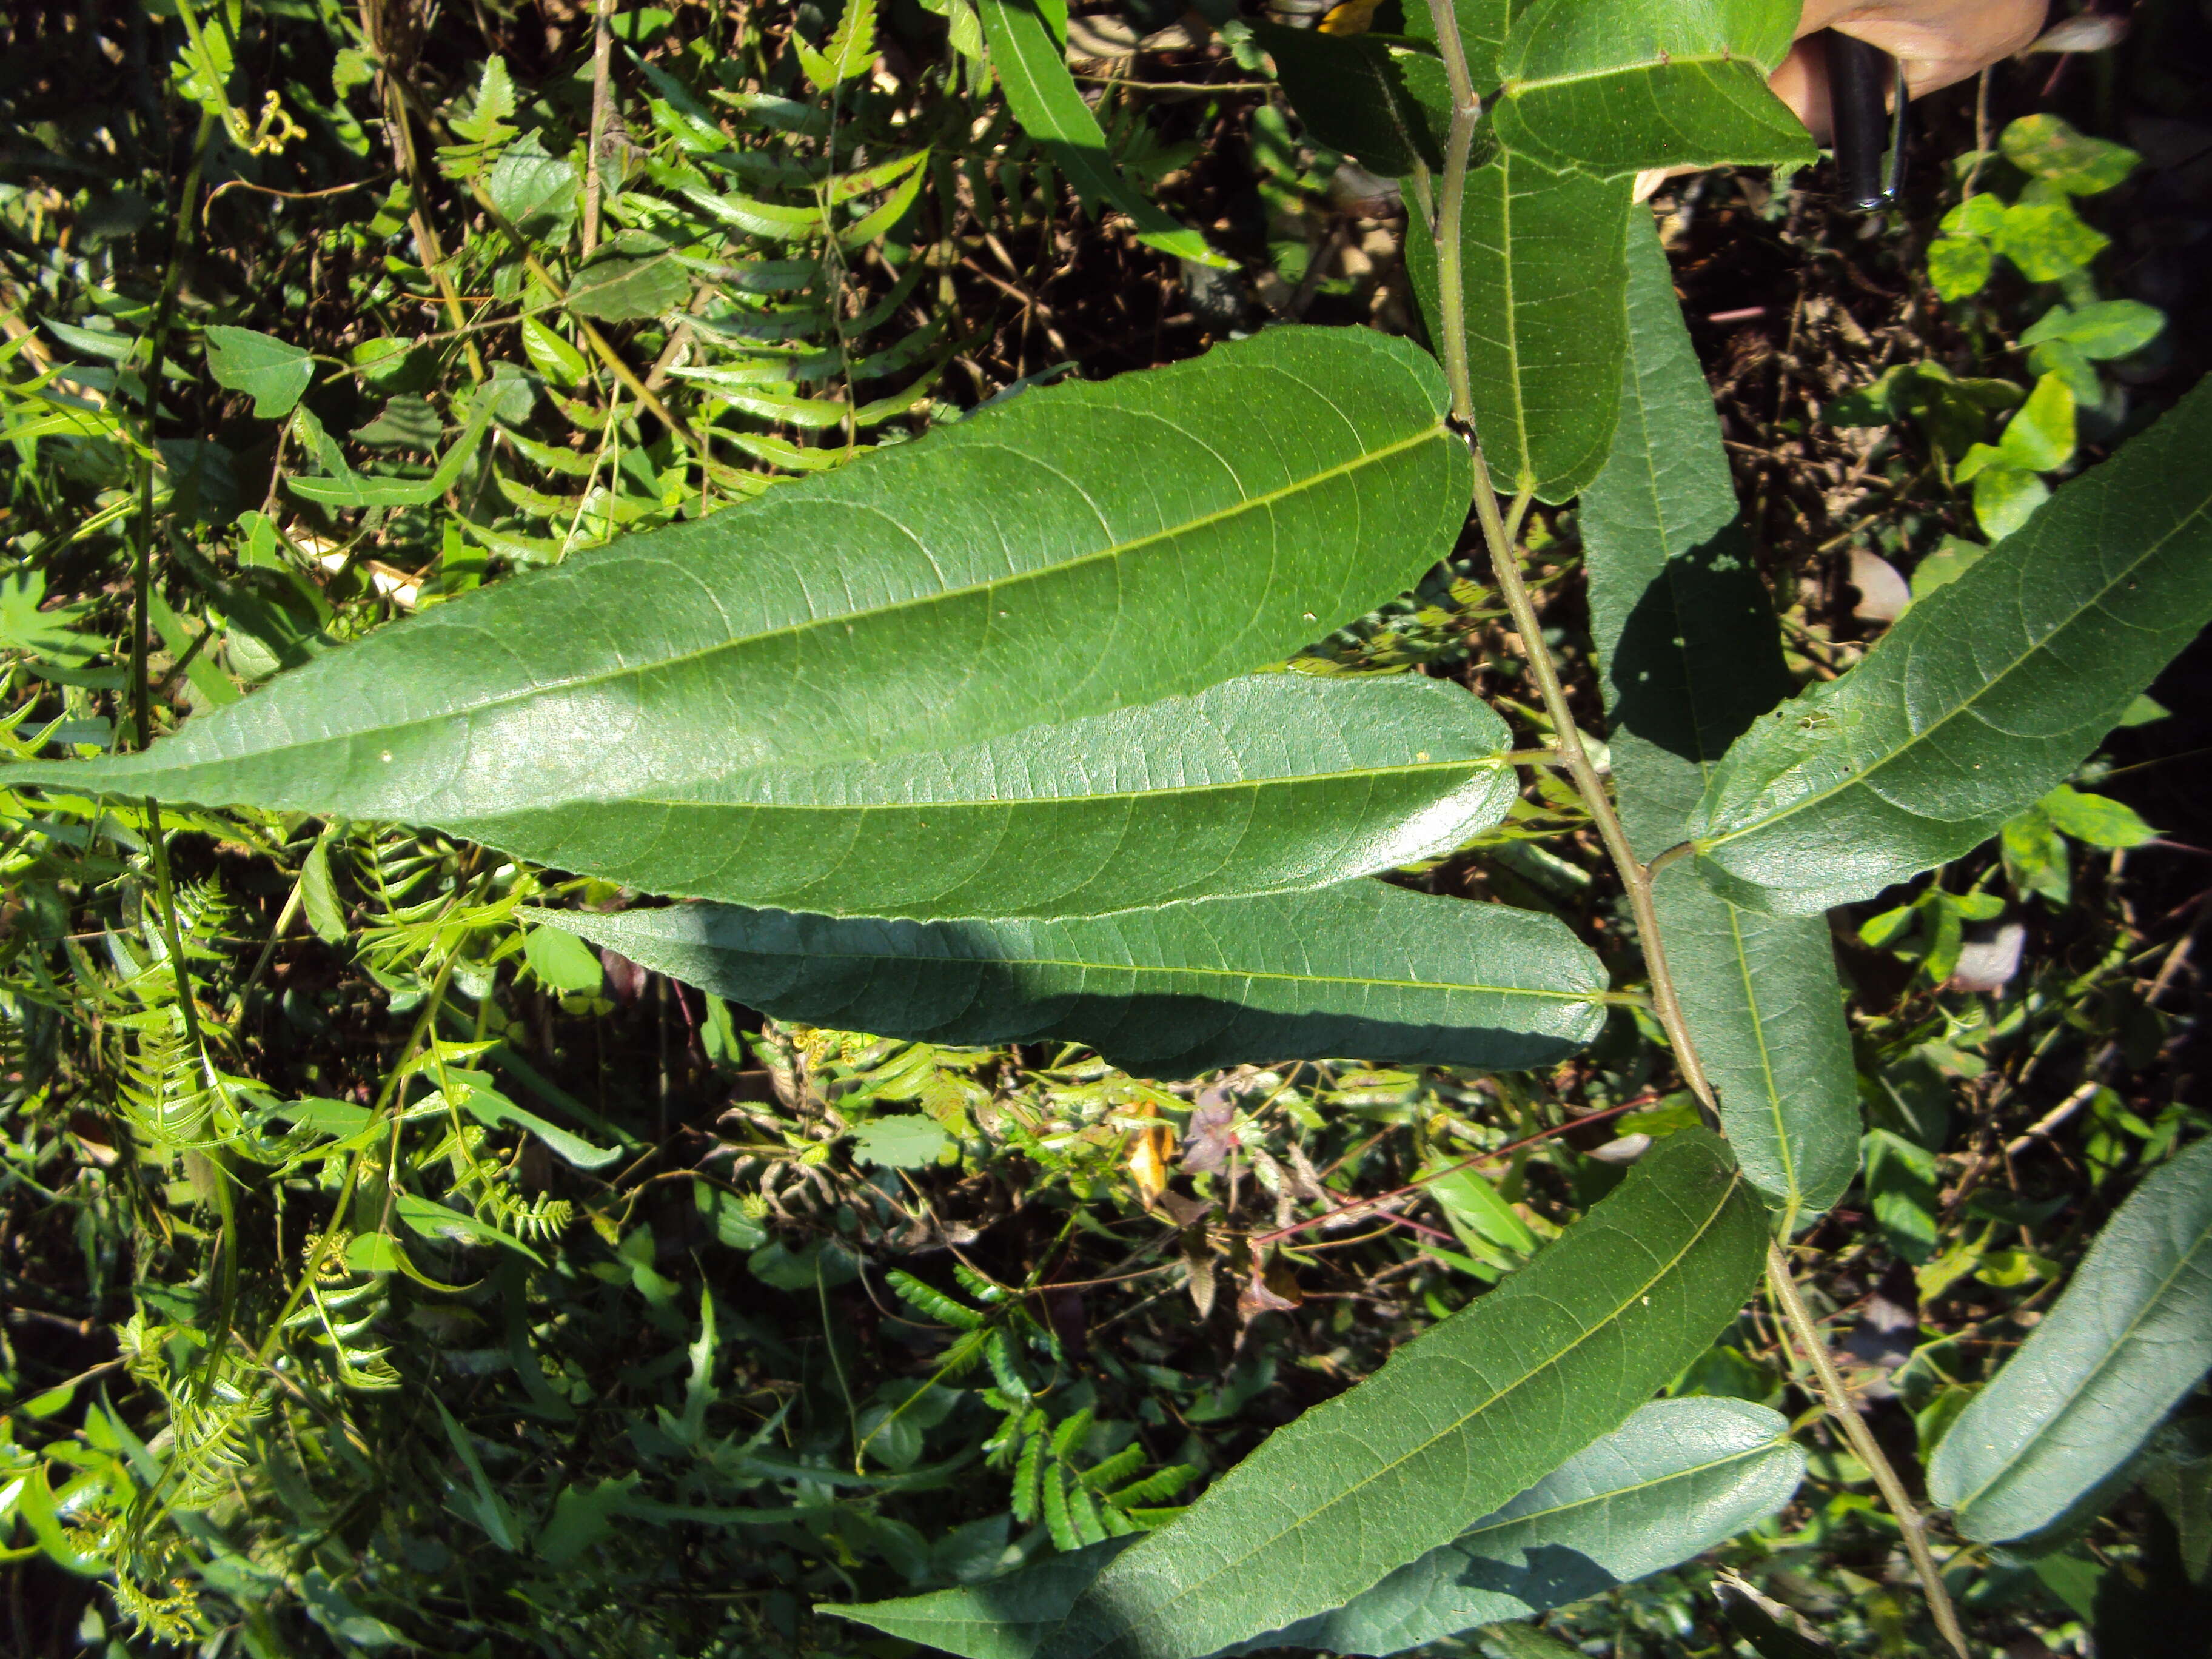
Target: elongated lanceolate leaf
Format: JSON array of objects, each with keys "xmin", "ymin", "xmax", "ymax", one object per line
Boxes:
[
  {"xmin": 1583, "ymin": 223, "xmax": 1857, "ymax": 1230},
  {"xmin": 2, "ymin": 329, "xmax": 1469, "ymax": 835},
  {"xmin": 1494, "ymin": 0, "xmax": 1813, "ymax": 177},
  {"xmin": 20, "ymin": 671, "xmax": 1517, "ymax": 919},
  {"xmin": 451, "ymin": 674, "xmax": 1519, "ymax": 917},
  {"xmin": 830, "ymin": 1398, "xmax": 1798, "ymax": 1659},
  {"xmin": 1408, "ymin": 152, "xmax": 1632, "ymax": 503},
  {"xmin": 1232, "ymin": 1396, "xmax": 1802, "ymax": 1656},
  {"xmin": 1029, "ymin": 1131, "xmax": 1767, "ymax": 1659},
  {"xmin": 1931, "ymin": 1137, "xmax": 2212, "ymax": 1543},
  {"xmin": 525, "ymin": 881, "xmax": 1609, "ymax": 1076},
  {"xmin": 826, "ymin": 1539, "xmax": 1138, "ymax": 1659},
  {"xmin": 1691, "ymin": 374, "xmax": 2212, "ymax": 914},
  {"xmin": 973, "ymin": 0, "xmax": 1227, "ymax": 266}
]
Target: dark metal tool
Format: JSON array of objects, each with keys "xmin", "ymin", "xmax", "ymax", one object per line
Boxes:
[{"xmin": 1824, "ymin": 29, "xmax": 1909, "ymax": 211}]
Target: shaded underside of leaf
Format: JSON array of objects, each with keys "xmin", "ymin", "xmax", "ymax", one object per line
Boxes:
[
  {"xmin": 1690, "ymin": 373, "xmax": 2212, "ymax": 914},
  {"xmin": 1232, "ymin": 1396, "xmax": 1803, "ymax": 1656},
  {"xmin": 525, "ymin": 880, "xmax": 1610, "ymax": 1076},
  {"xmin": 1408, "ymin": 150, "xmax": 1633, "ymax": 504},
  {"xmin": 1256, "ymin": 23, "xmax": 1443, "ymax": 177},
  {"xmin": 3, "ymin": 328, "xmax": 1470, "ymax": 831},
  {"xmin": 1582, "ymin": 221, "xmax": 1857, "ymax": 1228},
  {"xmin": 452, "ymin": 674, "xmax": 1521, "ymax": 917},
  {"xmin": 1931, "ymin": 1136, "xmax": 2212, "ymax": 1543},
  {"xmin": 1032, "ymin": 1131, "xmax": 1769, "ymax": 1659}
]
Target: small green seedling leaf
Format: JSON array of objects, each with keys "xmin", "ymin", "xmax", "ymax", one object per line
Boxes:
[{"xmin": 205, "ymin": 326, "xmax": 315, "ymax": 418}]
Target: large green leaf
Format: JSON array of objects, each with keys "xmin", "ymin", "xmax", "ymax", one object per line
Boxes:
[
  {"xmin": 1689, "ymin": 374, "xmax": 2212, "ymax": 914},
  {"xmin": 1407, "ymin": 151, "xmax": 1632, "ymax": 503},
  {"xmin": 972, "ymin": 0, "xmax": 1225, "ymax": 267},
  {"xmin": 3, "ymin": 329, "xmax": 1469, "ymax": 834},
  {"xmin": 453, "ymin": 674, "xmax": 1518, "ymax": 918},
  {"xmin": 524, "ymin": 880, "xmax": 1610, "ymax": 1076},
  {"xmin": 1582, "ymin": 223, "xmax": 1858, "ymax": 1231},
  {"xmin": 1028, "ymin": 1131, "xmax": 1767, "ymax": 1659},
  {"xmin": 830, "ymin": 1398, "xmax": 1799, "ymax": 1659},
  {"xmin": 14, "ymin": 672, "xmax": 1514, "ymax": 919},
  {"xmin": 1930, "ymin": 1137, "xmax": 2212, "ymax": 1543},
  {"xmin": 1230, "ymin": 1396, "xmax": 1800, "ymax": 1655},
  {"xmin": 1493, "ymin": 0, "xmax": 1813, "ymax": 177}
]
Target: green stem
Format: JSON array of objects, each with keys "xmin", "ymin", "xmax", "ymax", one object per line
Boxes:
[
  {"xmin": 1418, "ymin": 0, "xmax": 1480, "ymax": 428},
  {"xmin": 1412, "ymin": 2, "xmax": 1969, "ymax": 1650},
  {"xmin": 1768, "ymin": 1239, "xmax": 1971, "ymax": 1657},
  {"xmin": 130, "ymin": 109, "xmax": 218, "ymax": 753}
]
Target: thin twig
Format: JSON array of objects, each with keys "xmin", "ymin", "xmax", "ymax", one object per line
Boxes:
[
  {"xmin": 1768, "ymin": 1239, "xmax": 1972, "ymax": 1657},
  {"xmin": 581, "ymin": 0, "xmax": 617, "ymax": 254}
]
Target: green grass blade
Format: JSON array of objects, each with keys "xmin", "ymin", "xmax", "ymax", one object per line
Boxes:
[
  {"xmin": 1930, "ymin": 1136, "xmax": 2212, "ymax": 1543},
  {"xmin": 1582, "ymin": 221, "xmax": 1858, "ymax": 1230},
  {"xmin": 1689, "ymin": 373, "xmax": 2212, "ymax": 914},
  {"xmin": 523, "ymin": 880, "xmax": 1610, "ymax": 1077}
]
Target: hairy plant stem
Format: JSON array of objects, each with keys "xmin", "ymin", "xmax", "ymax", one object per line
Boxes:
[
  {"xmin": 1414, "ymin": 2, "xmax": 1967, "ymax": 1649},
  {"xmin": 1768, "ymin": 1239, "xmax": 1972, "ymax": 1657}
]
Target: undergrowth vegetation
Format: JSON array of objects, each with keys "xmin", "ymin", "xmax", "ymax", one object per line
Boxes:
[{"xmin": 1, "ymin": 1, "xmax": 2209, "ymax": 1657}]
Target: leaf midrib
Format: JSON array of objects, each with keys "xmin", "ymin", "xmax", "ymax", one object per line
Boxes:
[
  {"xmin": 1450, "ymin": 1433, "xmax": 1788, "ymax": 1546},
  {"xmin": 1078, "ymin": 1164, "xmax": 1746, "ymax": 1654},
  {"xmin": 1504, "ymin": 49, "xmax": 1750, "ymax": 95},
  {"xmin": 1698, "ymin": 487, "xmax": 2212, "ymax": 854},
  {"xmin": 1952, "ymin": 1196, "xmax": 2212, "ymax": 1517},
  {"xmin": 508, "ymin": 755, "xmax": 1501, "ymax": 815},
  {"xmin": 69, "ymin": 421, "xmax": 1448, "ymax": 784},
  {"xmin": 655, "ymin": 928, "xmax": 1607, "ymax": 1005}
]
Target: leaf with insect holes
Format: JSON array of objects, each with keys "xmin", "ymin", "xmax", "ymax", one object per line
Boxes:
[
  {"xmin": 1582, "ymin": 222, "xmax": 1858, "ymax": 1229},
  {"xmin": 1932, "ymin": 1137, "xmax": 2212, "ymax": 1543},
  {"xmin": 520, "ymin": 880, "xmax": 1610, "ymax": 1078},
  {"xmin": 1030, "ymin": 1131, "xmax": 1765, "ymax": 1659},
  {"xmin": 1687, "ymin": 374, "xmax": 2212, "ymax": 915},
  {"xmin": 0, "ymin": 329, "xmax": 1472, "ymax": 916}
]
